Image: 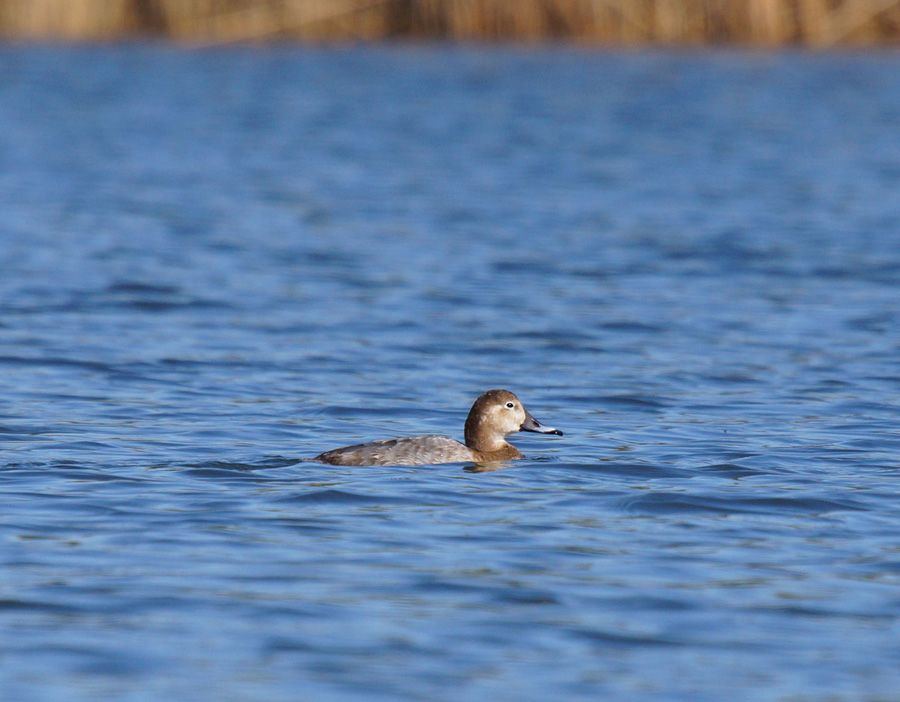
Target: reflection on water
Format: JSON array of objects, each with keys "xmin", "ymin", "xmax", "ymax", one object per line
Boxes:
[
  {"xmin": 1, "ymin": 46, "xmax": 900, "ymax": 701},
  {"xmin": 463, "ymin": 461, "xmax": 515, "ymax": 473}
]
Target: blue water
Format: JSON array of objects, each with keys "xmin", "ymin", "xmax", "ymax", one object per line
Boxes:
[{"xmin": 2, "ymin": 46, "xmax": 899, "ymax": 701}]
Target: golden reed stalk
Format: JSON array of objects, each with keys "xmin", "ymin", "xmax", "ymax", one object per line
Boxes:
[{"xmin": 0, "ymin": 0, "xmax": 898, "ymax": 46}]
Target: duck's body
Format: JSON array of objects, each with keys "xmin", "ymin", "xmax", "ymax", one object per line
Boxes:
[
  {"xmin": 314, "ymin": 389, "xmax": 561, "ymax": 467},
  {"xmin": 315, "ymin": 435, "xmax": 486, "ymax": 466},
  {"xmin": 315, "ymin": 435, "xmax": 524, "ymax": 466}
]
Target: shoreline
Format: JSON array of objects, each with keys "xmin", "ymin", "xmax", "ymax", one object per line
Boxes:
[{"xmin": 1, "ymin": 0, "xmax": 900, "ymax": 47}]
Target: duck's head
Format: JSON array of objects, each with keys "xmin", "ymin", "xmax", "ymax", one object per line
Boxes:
[{"xmin": 464, "ymin": 389, "xmax": 562, "ymax": 452}]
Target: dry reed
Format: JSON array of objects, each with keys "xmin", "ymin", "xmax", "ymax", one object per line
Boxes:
[{"xmin": 1, "ymin": 0, "xmax": 899, "ymax": 45}]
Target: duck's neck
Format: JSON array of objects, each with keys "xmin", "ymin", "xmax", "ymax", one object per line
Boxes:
[{"xmin": 465, "ymin": 413, "xmax": 511, "ymax": 454}]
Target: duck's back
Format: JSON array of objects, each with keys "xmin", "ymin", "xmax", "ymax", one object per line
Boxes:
[{"xmin": 314, "ymin": 435, "xmax": 474, "ymax": 466}]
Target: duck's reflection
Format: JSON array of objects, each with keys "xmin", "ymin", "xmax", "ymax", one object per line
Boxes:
[{"xmin": 464, "ymin": 461, "xmax": 514, "ymax": 473}]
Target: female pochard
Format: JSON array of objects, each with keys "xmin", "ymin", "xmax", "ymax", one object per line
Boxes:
[{"xmin": 314, "ymin": 389, "xmax": 562, "ymax": 466}]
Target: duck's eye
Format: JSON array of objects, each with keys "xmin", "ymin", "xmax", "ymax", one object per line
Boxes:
[{"xmin": 505, "ymin": 402, "xmax": 515, "ymax": 409}]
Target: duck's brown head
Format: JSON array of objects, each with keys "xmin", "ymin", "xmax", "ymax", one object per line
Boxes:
[{"xmin": 463, "ymin": 389, "xmax": 562, "ymax": 453}]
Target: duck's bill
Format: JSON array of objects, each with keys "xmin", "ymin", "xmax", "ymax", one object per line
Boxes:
[{"xmin": 521, "ymin": 412, "xmax": 563, "ymax": 436}]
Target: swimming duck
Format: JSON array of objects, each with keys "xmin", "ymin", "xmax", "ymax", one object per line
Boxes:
[{"xmin": 314, "ymin": 389, "xmax": 562, "ymax": 466}]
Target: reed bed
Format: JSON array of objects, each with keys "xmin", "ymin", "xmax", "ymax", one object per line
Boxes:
[{"xmin": 1, "ymin": 0, "xmax": 899, "ymax": 45}]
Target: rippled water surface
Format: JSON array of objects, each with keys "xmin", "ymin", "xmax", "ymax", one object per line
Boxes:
[{"xmin": 2, "ymin": 46, "xmax": 900, "ymax": 701}]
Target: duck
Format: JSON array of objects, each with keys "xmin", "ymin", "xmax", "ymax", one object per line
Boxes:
[{"xmin": 314, "ymin": 389, "xmax": 562, "ymax": 466}]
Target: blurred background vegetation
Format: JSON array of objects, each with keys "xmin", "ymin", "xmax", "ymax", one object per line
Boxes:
[{"xmin": 0, "ymin": 0, "xmax": 899, "ymax": 46}]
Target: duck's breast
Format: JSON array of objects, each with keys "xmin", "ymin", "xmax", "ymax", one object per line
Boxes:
[{"xmin": 315, "ymin": 435, "xmax": 474, "ymax": 466}]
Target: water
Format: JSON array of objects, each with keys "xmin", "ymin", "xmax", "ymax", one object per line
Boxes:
[{"xmin": 1, "ymin": 45, "xmax": 899, "ymax": 701}]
